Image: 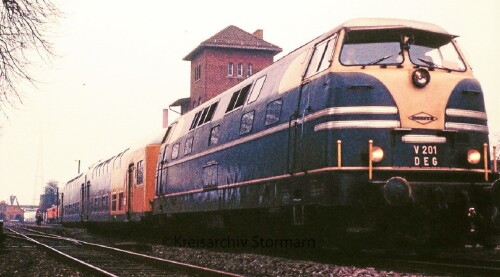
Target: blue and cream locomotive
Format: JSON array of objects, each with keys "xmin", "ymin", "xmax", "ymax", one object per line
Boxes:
[
  {"xmin": 153, "ymin": 18, "xmax": 499, "ymax": 247},
  {"xmin": 60, "ymin": 18, "xmax": 499, "ymax": 248}
]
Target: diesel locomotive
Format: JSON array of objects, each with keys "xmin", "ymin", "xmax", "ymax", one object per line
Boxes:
[{"xmin": 61, "ymin": 18, "xmax": 499, "ymax": 248}]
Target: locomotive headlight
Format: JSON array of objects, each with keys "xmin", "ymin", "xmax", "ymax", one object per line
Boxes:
[
  {"xmin": 411, "ymin": 68, "xmax": 431, "ymax": 88},
  {"xmin": 467, "ymin": 149, "xmax": 481, "ymax": 164},
  {"xmin": 371, "ymin": 146, "xmax": 384, "ymax": 163}
]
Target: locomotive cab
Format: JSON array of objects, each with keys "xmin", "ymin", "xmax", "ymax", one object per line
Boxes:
[{"xmin": 315, "ymin": 19, "xmax": 500, "ymax": 247}]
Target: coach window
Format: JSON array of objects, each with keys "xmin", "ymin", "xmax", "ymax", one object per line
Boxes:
[
  {"xmin": 137, "ymin": 160, "xmax": 144, "ymax": 185},
  {"xmin": 184, "ymin": 137, "xmax": 194, "ymax": 155},
  {"xmin": 118, "ymin": 192, "xmax": 124, "ymax": 211},
  {"xmin": 265, "ymin": 98, "xmax": 283, "ymax": 125},
  {"xmin": 247, "ymin": 75, "xmax": 266, "ymax": 104},
  {"xmin": 111, "ymin": 194, "xmax": 117, "ymax": 211},
  {"xmin": 240, "ymin": 110, "xmax": 255, "ymax": 135},
  {"xmin": 101, "ymin": 196, "xmax": 106, "ymax": 212},
  {"xmin": 304, "ymin": 34, "xmax": 337, "ymax": 78},
  {"xmin": 209, "ymin": 125, "xmax": 220, "ymax": 146},
  {"xmin": 171, "ymin": 143, "xmax": 180, "ymax": 160}
]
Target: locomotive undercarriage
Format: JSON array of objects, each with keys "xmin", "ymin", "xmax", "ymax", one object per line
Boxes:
[
  {"xmin": 339, "ymin": 171, "xmax": 500, "ymax": 249},
  {"xmin": 149, "ymin": 171, "xmax": 500, "ymax": 250}
]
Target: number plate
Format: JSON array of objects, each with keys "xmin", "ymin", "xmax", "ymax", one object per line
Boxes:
[{"xmin": 412, "ymin": 145, "xmax": 439, "ymax": 167}]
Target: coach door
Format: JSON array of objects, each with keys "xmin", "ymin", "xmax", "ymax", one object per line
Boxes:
[
  {"xmin": 127, "ymin": 163, "xmax": 135, "ymax": 220},
  {"xmin": 80, "ymin": 181, "xmax": 90, "ymax": 221},
  {"xmin": 289, "ymin": 35, "xmax": 337, "ymax": 173}
]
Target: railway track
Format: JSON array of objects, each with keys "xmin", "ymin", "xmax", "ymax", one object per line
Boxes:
[
  {"xmin": 4, "ymin": 224, "xmax": 500, "ymax": 276},
  {"xmin": 337, "ymin": 247, "xmax": 500, "ymax": 276},
  {"xmin": 382, "ymin": 254, "xmax": 500, "ymax": 276},
  {"xmin": 4, "ymin": 226, "xmax": 243, "ymax": 277}
]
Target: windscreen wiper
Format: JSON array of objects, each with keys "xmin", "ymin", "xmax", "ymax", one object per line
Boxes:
[
  {"xmin": 366, "ymin": 54, "xmax": 395, "ymax": 65},
  {"xmin": 417, "ymin": 58, "xmax": 449, "ymax": 71}
]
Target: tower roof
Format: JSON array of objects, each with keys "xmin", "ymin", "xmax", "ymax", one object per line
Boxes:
[{"xmin": 183, "ymin": 25, "xmax": 282, "ymax": 61}]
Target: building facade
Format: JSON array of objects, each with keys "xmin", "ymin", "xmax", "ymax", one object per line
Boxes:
[
  {"xmin": 0, "ymin": 201, "xmax": 24, "ymax": 222},
  {"xmin": 172, "ymin": 25, "xmax": 282, "ymax": 115}
]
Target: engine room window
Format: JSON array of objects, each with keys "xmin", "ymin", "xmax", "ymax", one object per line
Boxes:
[
  {"xmin": 226, "ymin": 84, "xmax": 251, "ymax": 113},
  {"xmin": 209, "ymin": 125, "xmax": 220, "ymax": 146},
  {"xmin": 189, "ymin": 102, "xmax": 219, "ymax": 130},
  {"xmin": 203, "ymin": 163, "xmax": 218, "ymax": 189},
  {"xmin": 184, "ymin": 137, "xmax": 194, "ymax": 155},
  {"xmin": 171, "ymin": 143, "xmax": 180, "ymax": 160},
  {"xmin": 136, "ymin": 160, "xmax": 143, "ymax": 185},
  {"xmin": 247, "ymin": 75, "xmax": 266, "ymax": 104},
  {"xmin": 305, "ymin": 35, "xmax": 337, "ymax": 78},
  {"xmin": 265, "ymin": 98, "xmax": 283, "ymax": 125},
  {"xmin": 240, "ymin": 110, "xmax": 255, "ymax": 135}
]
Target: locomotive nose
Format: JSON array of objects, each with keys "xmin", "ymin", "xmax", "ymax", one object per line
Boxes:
[{"xmin": 383, "ymin": 177, "xmax": 413, "ymax": 206}]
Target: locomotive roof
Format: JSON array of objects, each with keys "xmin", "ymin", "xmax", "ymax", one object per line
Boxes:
[{"xmin": 339, "ymin": 18, "xmax": 454, "ymax": 36}]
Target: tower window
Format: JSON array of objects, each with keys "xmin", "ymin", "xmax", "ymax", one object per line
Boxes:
[
  {"xmin": 194, "ymin": 64, "xmax": 201, "ymax": 81},
  {"xmin": 246, "ymin": 64, "xmax": 253, "ymax": 77},
  {"xmin": 237, "ymin": 63, "xmax": 243, "ymax": 77},
  {"xmin": 228, "ymin": 62, "xmax": 234, "ymax": 76}
]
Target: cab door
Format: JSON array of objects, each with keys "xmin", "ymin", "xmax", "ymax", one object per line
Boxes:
[
  {"xmin": 288, "ymin": 34, "xmax": 338, "ymax": 173},
  {"xmin": 156, "ymin": 144, "xmax": 169, "ymax": 196},
  {"xmin": 156, "ymin": 123, "xmax": 176, "ymax": 196}
]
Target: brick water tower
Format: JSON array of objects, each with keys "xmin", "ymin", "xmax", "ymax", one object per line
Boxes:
[{"xmin": 169, "ymin": 25, "xmax": 282, "ymax": 117}]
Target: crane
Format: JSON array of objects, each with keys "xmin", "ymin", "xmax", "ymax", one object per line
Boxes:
[{"xmin": 9, "ymin": 195, "xmax": 20, "ymax": 207}]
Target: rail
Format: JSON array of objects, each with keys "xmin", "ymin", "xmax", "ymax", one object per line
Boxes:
[{"xmin": 5, "ymin": 227, "xmax": 243, "ymax": 277}]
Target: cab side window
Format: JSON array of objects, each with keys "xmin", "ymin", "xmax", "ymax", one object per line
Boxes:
[{"xmin": 304, "ymin": 34, "xmax": 338, "ymax": 78}]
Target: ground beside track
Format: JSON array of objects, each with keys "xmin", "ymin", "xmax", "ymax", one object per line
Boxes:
[{"xmin": 2, "ymin": 223, "xmax": 473, "ymax": 276}]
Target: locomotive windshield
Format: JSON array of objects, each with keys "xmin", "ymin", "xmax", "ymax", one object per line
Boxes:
[
  {"xmin": 340, "ymin": 28, "xmax": 466, "ymax": 71},
  {"xmin": 408, "ymin": 30, "xmax": 466, "ymax": 71}
]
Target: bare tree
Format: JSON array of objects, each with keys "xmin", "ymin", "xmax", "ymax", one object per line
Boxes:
[{"xmin": 0, "ymin": 0, "xmax": 60, "ymax": 115}]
